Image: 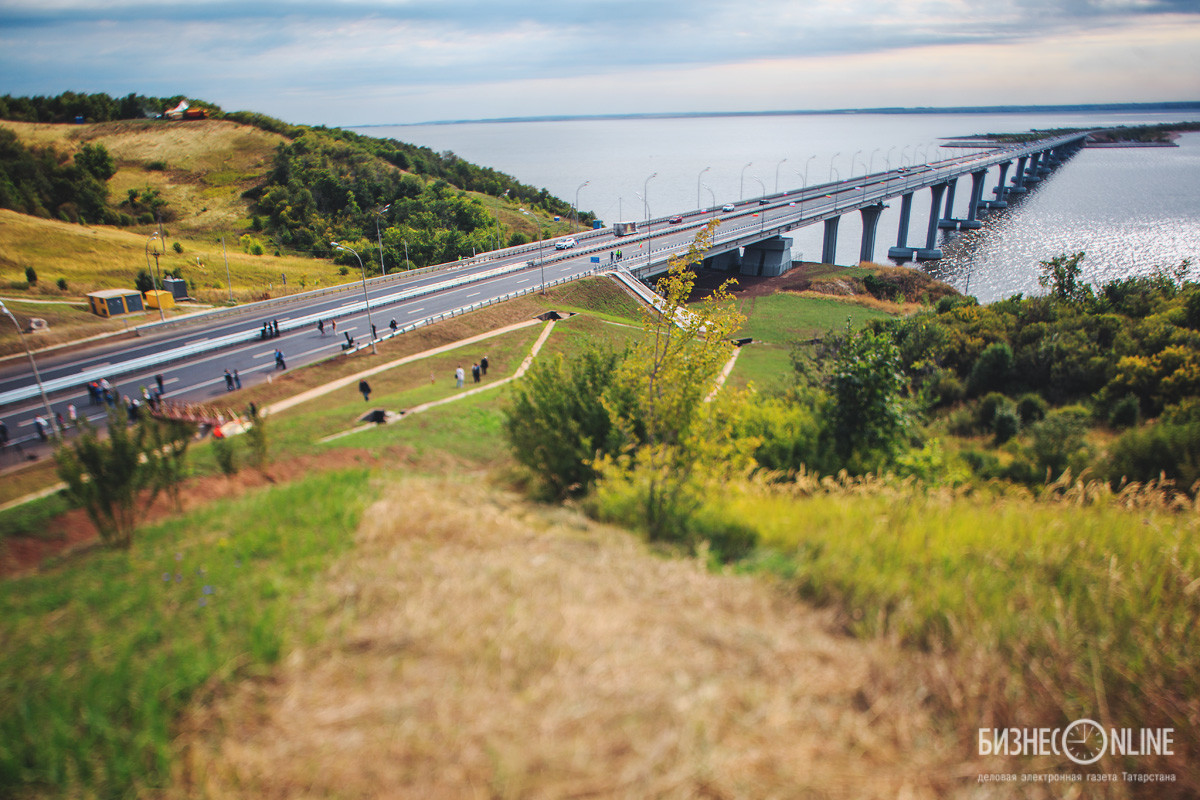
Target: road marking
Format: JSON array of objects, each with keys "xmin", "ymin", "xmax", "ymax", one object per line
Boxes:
[
  {"xmin": 515, "ymin": 278, "xmax": 529, "ymax": 284},
  {"xmin": 406, "ymin": 307, "xmax": 424, "ymax": 314},
  {"xmin": 466, "ymin": 291, "xmax": 481, "ymax": 298}
]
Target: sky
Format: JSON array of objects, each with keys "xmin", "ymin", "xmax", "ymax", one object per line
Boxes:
[{"xmin": 1, "ymin": 0, "xmax": 1198, "ymax": 126}]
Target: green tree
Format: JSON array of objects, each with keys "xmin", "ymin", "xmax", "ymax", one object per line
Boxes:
[
  {"xmin": 1038, "ymin": 251, "xmax": 1090, "ymax": 304},
  {"xmin": 828, "ymin": 327, "xmax": 909, "ymax": 470},
  {"xmin": 75, "ymin": 143, "xmax": 115, "ymax": 182},
  {"xmin": 596, "ymin": 220, "xmax": 747, "ymax": 542},
  {"xmin": 504, "ymin": 345, "xmax": 631, "ymax": 498}
]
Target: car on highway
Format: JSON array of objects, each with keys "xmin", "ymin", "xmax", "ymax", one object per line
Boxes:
[
  {"xmin": 668, "ymin": 215, "xmax": 683, "ymax": 224},
  {"xmin": 722, "ymin": 203, "xmax": 735, "ymax": 212},
  {"xmin": 758, "ymin": 198, "xmax": 770, "ymax": 205},
  {"xmin": 554, "ymin": 237, "xmax": 577, "ymax": 250}
]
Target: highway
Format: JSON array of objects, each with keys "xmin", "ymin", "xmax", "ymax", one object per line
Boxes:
[{"xmin": 0, "ymin": 132, "xmax": 1085, "ymax": 455}]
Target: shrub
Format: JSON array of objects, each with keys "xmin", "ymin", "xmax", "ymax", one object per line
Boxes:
[
  {"xmin": 1108, "ymin": 394, "xmax": 1141, "ymax": 429},
  {"xmin": 24, "ymin": 266, "xmax": 36, "ymax": 285},
  {"xmin": 172, "ymin": 241, "xmax": 183, "ymax": 254},
  {"xmin": 211, "ymin": 436, "xmax": 237, "ymax": 476},
  {"xmin": 1026, "ymin": 406, "xmax": 1092, "ymax": 480},
  {"xmin": 926, "ymin": 369, "xmax": 965, "ymax": 408},
  {"xmin": 967, "ymin": 341, "xmax": 1014, "ymax": 396},
  {"xmin": 1015, "ymin": 393, "xmax": 1048, "ymax": 424},
  {"xmin": 1106, "ymin": 420, "xmax": 1200, "ymax": 488},
  {"xmin": 145, "ymin": 160, "xmax": 167, "ymax": 171},
  {"xmin": 992, "ymin": 408, "xmax": 1021, "ymax": 444},
  {"xmin": 55, "ymin": 277, "xmax": 67, "ymax": 291},
  {"xmin": 976, "ymin": 392, "xmax": 1009, "ymax": 431}
]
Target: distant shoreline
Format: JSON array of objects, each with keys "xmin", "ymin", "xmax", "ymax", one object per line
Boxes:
[{"xmin": 351, "ymin": 102, "xmax": 1200, "ymax": 129}]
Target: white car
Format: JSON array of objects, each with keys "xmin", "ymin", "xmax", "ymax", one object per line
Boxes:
[
  {"xmin": 554, "ymin": 237, "xmax": 577, "ymax": 250},
  {"xmin": 722, "ymin": 204, "xmax": 736, "ymax": 212}
]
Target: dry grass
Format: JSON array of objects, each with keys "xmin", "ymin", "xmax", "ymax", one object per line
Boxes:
[{"xmin": 165, "ymin": 477, "xmax": 986, "ymax": 799}]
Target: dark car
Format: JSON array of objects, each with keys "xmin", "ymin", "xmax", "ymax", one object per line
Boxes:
[
  {"xmin": 668, "ymin": 215, "xmax": 683, "ymax": 224},
  {"xmin": 758, "ymin": 198, "xmax": 769, "ymax": 205}
]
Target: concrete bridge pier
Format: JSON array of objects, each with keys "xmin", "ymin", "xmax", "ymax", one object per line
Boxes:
[
  {"xmin": 916, "ymin": 182, "xmax": 948, "ymax": 261},
  {"xmin": 962, "ymin": 169, "xmax": 987, "ymax": 229},
  {"xmin": 741, "ymin": 236, "xmax": 793, "ymax": 277},
  {"xmin": 1008, "ymin": 156, "xmax": 1029, "ymax": 194},
  {"xmin": 987, "ymin": 161, "xmax": 1011, "ymax": 209},
  {"xmin": 859, "ymin": 204, "xmax": 885, "ymax": 263},
  {"xmin": 821, "ymin": 216, "xmax": 841, "ymax": 265},
  {"xmin": 702, "ymin": 249, "xmax": 740, "ymax": 272},
  {"xmin": 887, "ymin": 192, "xmax": 916, "ymax": 261},
  {"xmin": 938, "ymin": 178, "xmax": 959, "ymax": 229},
  {"xmin": 1023, "ymin": 152, "xmax": 1043, "ymax": 184}
]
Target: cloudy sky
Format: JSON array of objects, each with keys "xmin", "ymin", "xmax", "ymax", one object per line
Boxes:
[{"xmin": 1, "ymin": 0, "xmax": 1198, "ymax": 126}]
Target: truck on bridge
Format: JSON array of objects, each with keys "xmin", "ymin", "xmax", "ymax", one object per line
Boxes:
[{"xmin": 612, "ymin": 221, "xmax": 639, "ymax": 236}]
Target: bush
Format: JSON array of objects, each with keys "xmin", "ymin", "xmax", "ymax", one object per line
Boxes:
[
  {"xmin": 172, "ymin": 241, "xmax": 183, "ymax": 254},
  {"xmin": 1026, "ymin": 406, "xmax": 1092, "ymax": 480},
  {"xmin": 1015, "ymin": 393, "xmax": 1048, "ymax": 424},
  {"xmin": 976, "ymin": 392, "xmax": 1010, "ymax": 431},
  {"xmin": 24, "ymin": 266, "xmax": 36, "ymax": 285},
  {"xmin": 926, "ymin": 369, "xmax": 965, "ymax": 409},
  {"xmin": 55, "ymin": 277, "xmax": 67, "ymax": 291},
  {"xmin": 967, "ymin": 341, "xmax": 1014, "ymax": 396},
  {"xmin": 992, "ymin": 408, "xmax": 1021, "ymax": 444},
  {"xmin": 1108, "ymin": 394, "xmax": 1141, "ymax": 429},
  {"xmin": 211, "ymin": 436, "xmax": 237, "ymax": 476},
  {"xmin": 1106, "ymin": 420, "xmax": 1200, "ymax": 488}
]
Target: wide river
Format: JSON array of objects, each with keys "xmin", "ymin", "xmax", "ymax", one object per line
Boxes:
[{"xmin": 354, "ymin": 111, "xmax": 1200, "ymax": 302}]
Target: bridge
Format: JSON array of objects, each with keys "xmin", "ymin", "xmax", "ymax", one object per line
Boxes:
[
  {"xmin": 608, "ymin": 132, "xmax": 1088, "ymax": 281},
  {"xmin": 0, "ymin": 132, "xmax": 1086, "ymax": 451}
]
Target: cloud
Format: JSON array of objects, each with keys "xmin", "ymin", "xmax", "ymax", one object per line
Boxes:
[{"xmin": 0, "ymin": 0, "xmax": 1196, "ymax": 123}]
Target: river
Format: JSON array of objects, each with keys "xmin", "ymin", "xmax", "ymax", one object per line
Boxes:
[{"xmin": 353, "ymin": 111, "xmax": 1200, "ymax": 302}]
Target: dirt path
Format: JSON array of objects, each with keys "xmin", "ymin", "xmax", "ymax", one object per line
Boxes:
[{"xmin": 168, "ymin": 478, "xmax": 977, "ymax": 799}]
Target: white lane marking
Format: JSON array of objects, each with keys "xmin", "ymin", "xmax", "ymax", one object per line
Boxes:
[
  {"xmin": 466, "ymin": 291, "xmax": 481, "ymax": 298},
  {"xmin": 515, "ymin": 278, "xmax": 530, "ymax": 284},
  {"xmin": 406, "ymin": 307, "xmax": 424, "ymax": 314}
]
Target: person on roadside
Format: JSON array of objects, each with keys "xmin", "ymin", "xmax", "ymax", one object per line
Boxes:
[
  {"xmin": 455, "ymin": 366, "xmax": 465, "ymax": 388},
  {"xmin": 480, "ymin": 355, "xmax": 489, "ymax": 376},
  {"xmin": 0, "ymin": 419, "xmax": 8, "ymax": 448},
  {"xmin": 318, "ymin": 319, "xmax": 325, "ymax": 335},
  {"xmin": 233, "ymin": 369, "xmax": 241, "ymax": 389},
  {"xmin": 274, "ymin": 350, "xmax": 286, "ymax": 370},
  {"xmin": 34, "ymin": 415, "xmax": 47, "ymax": 441},
  {"xmin": 390, "ymin": 319, "xmax": 398, "ymax": 333},
  {"xmin": 224, "ymin": 369, "xmax": 235, "ymax": 391},
  {"xmin": 359, "ymin": 380, "xmax": 371, "ymax": 401},
  {"xmin": 471, "ymin": 363, "xmax": 481, "ymax": 384}
]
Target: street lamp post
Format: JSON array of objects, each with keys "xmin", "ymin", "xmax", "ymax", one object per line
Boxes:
[
  {"xmin": 739, "ymin": 162, "xmax": 752, "ymax": 201},
  {"xmin": 774, "ymin": 157, "xmax": 787, "ymax": 194},
  {"xmin": 0, "ymin": 300, "xmax": 56, "ymax": 440},
  {"xmin": 828, "ymin": 152, "xmax": 840, "ymax": 182},
  {"xmin": 643, "ymin": 172, "xmax": 657, "ymax": 271},
  {"xmin": 573, "ymin": 181, "xmax": 589, "ymax": 229},
  {"xmin": 752, "ymin": 177, "xmax": 766, "ymax": 234},
  {"xmin": 145, "ymin": 232, "xmax": 166, "ymax": 322},
  {"xmin": 374, "ymin": 204, "xmax": 390, "ymax": 276},
  {"xmin": 330, "ymin": 241, "xmax": 377, "ymax": 354},
  {"xmin": 697, "ymin": 166, "xmax": 710, "ymax": 210},
  {"xmin": 702, "ymin": 184, "xmax": 716, "ymax": 225}
]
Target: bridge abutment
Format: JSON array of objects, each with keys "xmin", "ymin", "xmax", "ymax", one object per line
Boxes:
[{"xmin": 741, "ymin": 236, "xmax": 793, "ymax": 276}]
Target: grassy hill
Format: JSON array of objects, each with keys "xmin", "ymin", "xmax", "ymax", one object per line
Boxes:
[{"xmin": 0, "ymin": 117, "xmax": 581, "ymax": 314}]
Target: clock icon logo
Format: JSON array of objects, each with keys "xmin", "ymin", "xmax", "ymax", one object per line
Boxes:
[{"xmin": 1063, "ymin": 718, "xmax": 1107, "ymax": 765}]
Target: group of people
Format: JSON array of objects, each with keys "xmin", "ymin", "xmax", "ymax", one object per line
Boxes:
[
  {"xmin": 260, "ymin": 319, "xmax": 282, "ymax": 339},
  {"xmin": 454, "ymin": 355, "xmax": 489, "ymax": 388},
  {"xmin": 223, "ymin": 369, "xmax": 242, "ymax": 391},
  {"xmin": 609, "ymin": 250, "xmax": 625, "ymax": 262}
]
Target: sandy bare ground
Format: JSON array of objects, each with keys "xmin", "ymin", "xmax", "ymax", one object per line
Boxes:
[{"xmin": 166, "ymin": 477, "xmax": 981, "ymax": 799}]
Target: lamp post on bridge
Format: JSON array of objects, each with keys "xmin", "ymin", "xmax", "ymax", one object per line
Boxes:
[
  {"xmin": 643, "ymin": 172, "xmax": 657, "ymax": 272},
  {"xmin": 374, "ymin": 203, "xmax": 390, "ymax": 276},
  {"xmin": 739, "ymin": 162, "xmax": 752, "ymax": 201},
  {"xmin": 697, "ymin": 166, "xmax": 710, "ymax": 210},
  {"xmin": 330, "ymin": 241, "xmax": 377, "ymax": 355},
  {"xmin": 0, "ymin": 300, "xmax": 56, "ymax": 442},
  {"xmin": 828, "ymin": 152, "xmax": 840, "ymax": 182},
  {"xmin": 702, "ymin": 184, "xmax": 716, "ymax": 226},
  {"xmin": 752, "ymin": 177, "xmax": 766, "ymax": 235},
  {"xmin": 573, "ymin": 181, "xmax": 589, "ymax": 230},
  {"xmin": 774, "ymin": 157, "xmax": 787, "ymax": 194}
]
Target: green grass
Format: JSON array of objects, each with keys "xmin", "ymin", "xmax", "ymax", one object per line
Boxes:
[
  {"xmin": 0, "ymin": 468, "xmax": 376, "ymax": 797},
  {"xmin": 719, "ymin": 481, "xmax": 1199, "ymax": 783},
  {"xmin": 733, "ymin": 292, "xmax": 892, "ymax": 344}
]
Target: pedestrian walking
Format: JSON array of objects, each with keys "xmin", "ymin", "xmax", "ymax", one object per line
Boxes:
[
  {"xmin": 272, "ymin": 319, "xmax": 280, "ymax": 337},
  {"xmin": 344, "ymin": 332, "xmax": 354, "ymax": 348},
  {"xmin": 480, "ymin": 355, "xmax": 489, "ymax": 376},
  {"xmin": 471, "ymin": 363, "xmax": 481, "ymax": 384},
  {"xmin": 87, "ymin": 381, "xmax": 100, "ymax": 405},
  {"xmin": 371, "ymin": 323, "xmax": 378, "ymax": 340},
  {"xmin": 224, "ymin": 369, "xmax": 235, "ymax": 391},
  {"xmin": 155, "ymin": 373, "xmax": 165, "ymax": 395},
  {"xmin": 68, "ymin": 404, "xmax": 77, "ymax": 427},
  {"xmin": 274, "ymin": 349, "xmax": 287, "ymax": 370},
  {"xmin": 318, "ymin": 319, "xmax": 325, "ymax": 335},
  {"xmin": 0, "ymin": 419, "xmax": 8, "ymax": 448},
  {"xmin": 455, "ymin": 366, "xmax": 465, "ymax": 388},
  {"xmin": 55, "ymin": 411, "xmax": 64, "ymax": 433},
  {"xmin": 390, "ymin": 319, "xmax": 398, "ymax": 333},
  {"xmin": 359, "ymin": 380, "xmax": 371, "ymax": 401},
  {"xmin": 234, "ymin": 369, "xmax": 241, "ymax": 389},
  {"xmin": 34, "ymin": 415, "xmax": 47, "ymax": 442},
  {"xmin": 331, "ymin": 319, "xmax": 337, "ymax": 333}
]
